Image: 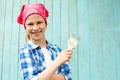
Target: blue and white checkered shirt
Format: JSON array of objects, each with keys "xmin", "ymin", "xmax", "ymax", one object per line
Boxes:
[{"xmin": 18, "ymin": 41, "xmax": 72, "ymax": 80}]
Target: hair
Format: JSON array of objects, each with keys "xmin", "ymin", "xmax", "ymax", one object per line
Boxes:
[{"xmin": 26, "ymin": 34, "xmax": 30, "ymax": 42}]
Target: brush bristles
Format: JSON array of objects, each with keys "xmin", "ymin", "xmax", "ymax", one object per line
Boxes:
[{"xmin": 67, "ymin": 34, "xmax": 79, "ymax": 49}]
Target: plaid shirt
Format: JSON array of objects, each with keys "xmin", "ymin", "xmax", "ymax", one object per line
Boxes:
[{"xmin": 19, "ymin": 41, "xmax": 72, "ymax": 80}]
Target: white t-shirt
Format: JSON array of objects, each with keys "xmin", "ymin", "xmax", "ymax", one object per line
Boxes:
[{"xmin": 41, "ymin": 48, "xmax": 53, "ymax": 67}]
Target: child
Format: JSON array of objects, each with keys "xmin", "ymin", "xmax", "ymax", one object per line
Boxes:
[{"xmin": 17, "ymin": 3, "xmax": 72, "ymax": 80}]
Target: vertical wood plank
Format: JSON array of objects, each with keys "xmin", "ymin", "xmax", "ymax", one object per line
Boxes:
[
  {"xmin": 2, "ymin": 0, "xmax": 13, "ymax": 79},
  {"xmin": 61, "ymin": 0, "xmax": 69, "ymax": 49},
  {"xmin": 78, "ymin": 0, "xmax": 90, "ymax": 79},
  {"xmin": 87, "ymin": 0, "xmax": 104, "ymax": 80},
  {"xmin": 113, "ymin": 0, "xmax": 120, "ymax": 80},
  {"xmin": 102, "ymin": 0, "xmax": 117, "ymax": 80},
  {"xmin": 68, "ymin": 0, "xmax": 78, "ymax": 79},
  {"xmin": 0, "ymin": 0, "xmax": 5, "ymax": 79},
  {"xmin": 52, "ymin": 0, "xmax": 61, "ymax": 46},
  {"xmin": 45, "ymin": 0, "xmax": 53, "ymax": 43},
  {"xmin": 9, "ymin": 0, "xmax": 21, "ymax": 80}
]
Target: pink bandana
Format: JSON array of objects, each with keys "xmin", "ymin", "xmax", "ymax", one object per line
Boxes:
[{"xmin": 17, "ymin": 3, "xmax": 49, "ymax": 29}]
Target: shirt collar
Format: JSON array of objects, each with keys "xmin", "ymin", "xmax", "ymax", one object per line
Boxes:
[{"xmin": 27, "ymin": 40, "xmax": 54, "ymax": 49}]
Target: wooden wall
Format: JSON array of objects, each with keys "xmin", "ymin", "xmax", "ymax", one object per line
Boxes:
[{"xmin": 0, "ymin": 0, "xmax": 120, "ymax": 80}]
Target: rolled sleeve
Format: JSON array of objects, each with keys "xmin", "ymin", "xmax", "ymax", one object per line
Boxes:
[{"xmin": 58, "ymin": 63, "xmax": 72, "ymax": 80}]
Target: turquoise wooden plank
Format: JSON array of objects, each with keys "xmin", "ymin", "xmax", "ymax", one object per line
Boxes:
[
  {"xmin": 61, "ymin": 0, "xmax": 69, "ymax": 49},
  {"xmin": 17, "ymin": 66, "xmax": 22, "ymax": 80},
  {"xmin": 113, "ymin": 0, "xmax": 120, "ymax": 80},
  {"xmin": 78, "ymin": 0, "xmax": 90, "ymax": 79},
  {"xmin": 0, "ymin": 0, "xmax": 5, "ymax": 79},
  {"xmin": 2, "ymin": 0, "xmax": 14, "ymax": 79},
  {"xmin": 102, "ymin": 0, "xmax": 117, "ymax": 80},
  {"xmin": 102, "ymin": 32, "xmax": 117, "ymax": 80},
  {"xmin": 68, "ymin": 0, "xmax": 78, "ymax": 79},
  {"xmin": 52, "ymin": 0, "xmax": 61, "ymax": 46},
  {"xmin": 9, "ymin": 0, "xmax": 21, "ymax": 80},
  {"xmin": 19, "ymin": 24, "xmax": 26, "ymax": 48},
  {"xmin": 87, "ymin": 0, "xmax": 105, "ymax": 80},
  {"xmin": 45, "ymin": 0, "xmax": 53, "ymax": 43}
]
